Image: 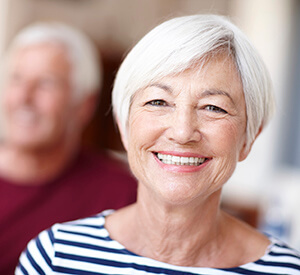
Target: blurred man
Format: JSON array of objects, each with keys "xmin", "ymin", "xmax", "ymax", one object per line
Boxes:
[{"xmin": 0, "ymin": 22, "xmax": 136, "ymax": 274}]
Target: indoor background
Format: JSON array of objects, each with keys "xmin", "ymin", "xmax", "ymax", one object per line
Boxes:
[{"xmin": 1, "ymin": 0, "xmax": 300, "ymax": 249}]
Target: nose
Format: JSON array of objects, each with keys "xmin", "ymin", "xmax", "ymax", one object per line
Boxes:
[
  {"xmin": 13, "ymin": 80, "xmax": 36, "ymax": 104},
  {"xmin": 167, "ymin": 106, "xmax": 202, "ymax": 144}
]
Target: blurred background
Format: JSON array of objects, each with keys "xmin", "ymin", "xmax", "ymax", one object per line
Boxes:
[{"xmin": 1, "ymin": 0, "xmax": 300, "ymax": 249}]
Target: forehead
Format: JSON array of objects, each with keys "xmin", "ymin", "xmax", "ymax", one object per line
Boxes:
[
  {"xmin": 9, "ymin": 43, "xmax": 71, "ymax": 73},
  {"xmin": 141, "ymin": 53, "xmax": 244, "ymax": 99}
]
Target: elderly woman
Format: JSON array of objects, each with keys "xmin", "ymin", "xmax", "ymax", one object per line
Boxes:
[{"xmin": 16, "ymin": 14, "xmax": 300, "ymax": 274}]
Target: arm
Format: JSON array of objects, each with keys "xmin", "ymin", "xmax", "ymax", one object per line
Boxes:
[{"xmin": 15, "ymin": 229, "xmax": 55, "ymax": 275}]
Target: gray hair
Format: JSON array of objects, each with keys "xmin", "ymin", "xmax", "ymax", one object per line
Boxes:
[
  {"xmin": 5, "ymin": 22, "xmax": 102, "ymax": 100},
  {"xmin": 112, "ymin": 14, "xmax": 275, "ymax": 149}
]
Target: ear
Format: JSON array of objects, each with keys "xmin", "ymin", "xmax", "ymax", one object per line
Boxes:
[
  {"xmin": 116, "ymin": 116, "xmax": 128, "ymax": 151},
  {"xmin": 238, "ymin": 125, "xmax": 263, "ymax": 162},
  {"xmin": 77, "ymin": 93, "xmax": 99, "ymax": 127}
]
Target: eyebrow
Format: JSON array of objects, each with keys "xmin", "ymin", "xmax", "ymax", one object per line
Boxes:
[
  {"xmin": 201, "ymin": 89, "xmax": 234, "ymax": 103},
  {"xmin": 148, "ymin": 83, "xmax": 173, "ymax": 93},
  {"xmin": 148, "ymin": 83, "xmax": 234, "ymax": 103}
]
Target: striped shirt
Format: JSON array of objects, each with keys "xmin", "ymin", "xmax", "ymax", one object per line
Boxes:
[{"xmin": 16, "ymin": 210, "xmax": 300, "ymax": 275}]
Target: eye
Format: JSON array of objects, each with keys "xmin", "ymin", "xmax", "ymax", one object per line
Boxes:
[
  {"xmin": 204, "ymin": 105, "xmax": 227, "ymax": 113},
  {"xmin": 145, "ymin": 99, "xmax": 168, "ymax": 106}
]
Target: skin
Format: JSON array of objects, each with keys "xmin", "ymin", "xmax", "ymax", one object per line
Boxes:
[
  {"xmin": 0, "ymin": 43, "xmax": 95, "ymax": 184},
  {"xmin": 106, "ymin": 53, "xmax": 270, "ymax": 268}
]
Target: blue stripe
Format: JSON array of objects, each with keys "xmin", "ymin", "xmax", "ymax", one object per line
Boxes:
[
  {"xmin": 255, "ymin": 259, "xmax": 300, "ymax": 270},
  {"xmin": 54, "ymin": 265, "xmax": 108, "ymax": 274},
  {"xmin": 26, "ymin": 246, "xmax": 46, "ymax": 275},
  {"xmin": 18, "ymin": 263, "xmax": 29, "ymax": 275},
  {"xmin": 220, "ymin": 267, "xmax": 276, "ymax": 275},
  {"xmin": 55, "ymin": 238, "xmax": 137, "ymax": 255},
  {"xmin": 36, "ymin": 233, "xmax": 52, "ymax": 268},
  {"xmin": 56, "ymin": 252, "xmax": 202, "ymax": 275},
  {"xmin": 273, "ymin": 242, "xmax": 293, "ymax": 249},
  {"xmin": 269, "ymin": 251, "xmax": 300, "ymax": 258},
  {"xmin": 57, "ymin": 228, "xmax": 111, "ymax": 241},
  {"xmin": 48, "ymin": 228, "xmax": 55, "ymax": 244}
]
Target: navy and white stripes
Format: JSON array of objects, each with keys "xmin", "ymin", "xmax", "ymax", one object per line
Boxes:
[{"xmin": 16, "ymin": 211, "xmax": 300, "ymax": 274}]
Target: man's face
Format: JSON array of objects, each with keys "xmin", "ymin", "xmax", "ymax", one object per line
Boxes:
[{"xmin": 3, "ymin": 43, "xmax": 78, "ymax": 151}]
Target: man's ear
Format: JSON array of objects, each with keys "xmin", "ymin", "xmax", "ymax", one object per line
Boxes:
[
  {"xmin": 116, "ymin": 116, "xmax": 128, "ymax": 151},
  {"xmin": 239, "ymin": 125, "xmax": 263, "ymax": 162}
]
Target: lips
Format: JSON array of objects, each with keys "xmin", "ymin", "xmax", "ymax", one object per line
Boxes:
[{"xmin": 155, "ymin": 152, "xmax": 207, "ymax": 166}]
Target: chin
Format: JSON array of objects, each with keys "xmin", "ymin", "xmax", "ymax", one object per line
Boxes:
[
  {"xmin": 153, "ymin": 177, "xmax": 223, "ymax": 207},
  {"xmin": 155, "ymin": 185, "xmax": 203, "ymax": 206},
  {"xmin": 8, "ymin": 136, "xmax": 52, "ymax": 151}
]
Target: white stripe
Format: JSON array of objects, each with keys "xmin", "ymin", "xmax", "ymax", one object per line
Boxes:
[
  {"xmin": 39, "ymin": 230, "xmax": 55, "ymax": 260},
  {"xmin": 54, "ymin": 257, "xmax": 138, "ymax": 274},
  {"xmin": 263, "ymin": 253, "xmax": 300, "ymax": 265},
  {"xmin": 18, "ymin": 245, "xmax": 41, "ymax": 275},
  {"xmin": 56, "ymin": 223, "xmax": 109, "ymax": 238},
  {"xmin": 27, "ymin": 234, "xmax": 53, "ymax": 274},
  {"xmin": 55, "ymin": 231, "xmax": 124, "ymax": 249},
  {"xmin": 64, "ymin": 215, "xmax": 105, "ymax": 226},
  {"xmin": 272, "ymin": 244, "xmax": 300, "ymax": 256},
  {"xmin": 241, "ymin": 261, "xmax": 299, "ymax": 274},
  {"xmin": 14, "ymin": 266, "xmax": 22, "ymax": 275}
]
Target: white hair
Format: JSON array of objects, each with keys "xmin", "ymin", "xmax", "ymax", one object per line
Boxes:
[
  {"xmin": 5, "ymin": 22, "xmax": 102, "ymax": 100},
  {"xmin": 112, "ymin": 14, "xmax": 275, "ymax": 149}
]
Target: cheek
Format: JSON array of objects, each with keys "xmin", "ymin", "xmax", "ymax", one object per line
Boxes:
[
  {"xmin": 127, "ymin": 120, "xmax": 152, "ymax": 155},
  {"xmin": 206, "ymin": 120, "xmax": 246, "ymax": 158},
  {"xmin": 37, "ymin": 93, "xmax": 71, "ymax": 115},
  {"xmin": 126, "ymin": 111, "xmax": 163, "ymax": 175},
  {"xmin": 128, "ymin": 110, "xmax": 164, "ymax": 145},
  {"xmin": 204, "ymin": 123, "xmax": 246, "ymax": 189},
  {"xmin": 3, "ymin": 91, "xmax": 16, "ymax": 109}
]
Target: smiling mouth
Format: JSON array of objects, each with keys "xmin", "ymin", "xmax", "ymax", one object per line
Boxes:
[{"xmin": 155, "ymin": 153, "xmax": 207, "ymax": 166}]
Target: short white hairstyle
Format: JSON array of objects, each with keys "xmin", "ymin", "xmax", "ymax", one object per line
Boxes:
[
  {"xmin": 112, "ymin": 14, "xmax": 275, "ymax": 149},
  {"xmin": 5, "ymin": 22, "xmax": 102, "ymax": 100}
]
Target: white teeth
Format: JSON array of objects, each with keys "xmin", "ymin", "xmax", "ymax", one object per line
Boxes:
[
  {"xmin": 157, "ymin": 153, "xmax": 205, "ymax": 166},
  {"xmin": 172, "ymin": 156, "xmax": 180, "ymax": 163},
  {"xmin": 181, "ymin": 157, "xmax": 189, "ymax": 164},
  {"xmin": 189, "ymin": 157, "xmax": 195, "ymax": 163}
]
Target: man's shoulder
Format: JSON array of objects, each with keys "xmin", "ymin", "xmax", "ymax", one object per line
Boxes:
[
  {"xmin": 76, "ymin": 150, "xmax": 134, "ymax": 179},
  {"xmin": 66, "ymin": 150, "xmax": 137, "ymax": 197}
]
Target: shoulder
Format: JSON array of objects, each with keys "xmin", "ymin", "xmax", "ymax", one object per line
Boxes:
[
  {"xmin": 77, "ymin": 150, "xmax": 133, "ymax": 177},
  {"xmin": 16, "ymin": 211, "xmax": 112, "ymax": 274},
  {"xmin": 51, "ymin": 210, "xmax": 112, "ymax": 240},
  {"xmin": 76, "ymin": 150, "xmax": 137, "ymax": 193},
  {"xmin": 254, "ymin": 236, "xmax": 300, "ymax": 273},
  {"xmin": 267, "ymin": 236, "xmax": 300, "ymax": 259}
]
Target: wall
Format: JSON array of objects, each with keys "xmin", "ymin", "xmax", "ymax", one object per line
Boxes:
[
  {"xmin": 227, "ymin": 0, "xmax": 300, "ymax": 248},
  {"xmin": 223, "ymin": 0, "xmax": 294, "ymax": 204},
  {"xmin": 0, "ymin": 0, "xmax": 9, "ymax": 59},
  {"xmin": 0, "ymin": 0, "xmax": 230, "ymax": 52}
]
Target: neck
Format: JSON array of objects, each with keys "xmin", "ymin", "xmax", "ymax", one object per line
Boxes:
[
  {"xmin": 109, "ymin": 187, "xmax": 230, "ymax": 267},
  {"xmin": 107, "ymin": 186, "xmax": 270, "ymax": 268},
  {"xmin": 0, "ymin": 139, "xmax": 80, "ymax": 185},
  {"xmin": 137, "ymin": 191, "xmax": 224, "ymax": 265}
]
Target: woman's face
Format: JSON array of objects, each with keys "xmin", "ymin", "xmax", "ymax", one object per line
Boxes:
[{"xmin": 124, "ymin": 54, "xmax": 249, "ymax": 206}]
